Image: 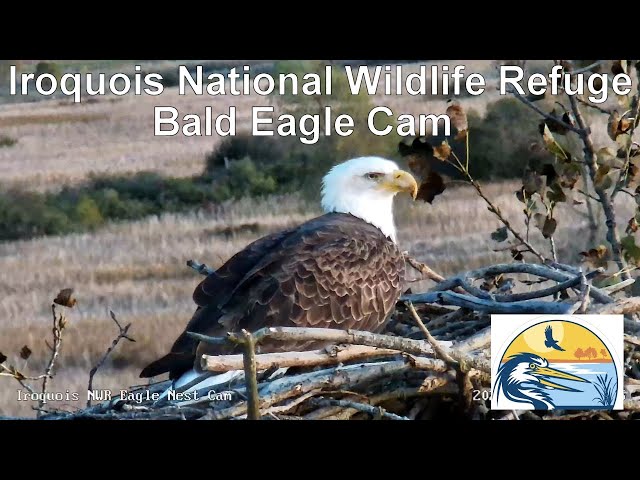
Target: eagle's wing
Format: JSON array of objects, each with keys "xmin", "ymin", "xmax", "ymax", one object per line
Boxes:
[
  {"xmin": 139, "ymin": 228, "xmax": 294, "ymax": 379},
  {"xmin": 140, "ymin": 213, "xmax": 405, "ymax": 379},
  {"xmin": 545, "ymin": 325, "xmax": 553, "ymax": 342}
]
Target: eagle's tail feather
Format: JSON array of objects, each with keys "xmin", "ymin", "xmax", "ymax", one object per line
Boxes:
[{"xmin": 139, "ymin": 352, "xmax": 193, "ymax": 379}]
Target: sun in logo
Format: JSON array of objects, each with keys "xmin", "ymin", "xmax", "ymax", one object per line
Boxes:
[{"xmin": 491, "ymin": 319, "xmax": 619, "ymax": 410}]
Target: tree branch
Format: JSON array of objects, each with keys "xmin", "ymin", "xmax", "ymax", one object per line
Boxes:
[
  {"xmin": 240, "ymin": 329, "xmax": 260, "ymax": 420},
  {"xmin": 201, "ymin": 345, "xmax": 409, "ymax": 372},
  {"xmin": 38, "ymin": 304, "xmax": 67, "ymax": 418},
  {"xmin": 507, "ymin": 87, "xmax": 585, "ymax": 135},
  {"xmin": 191, "ymin": 327, "xmax": 436, "ymax": 357},
  {"xmin": 566, "ymin": 84, "xmax": 630, "ymax": 280},
  {"xmin": 307, "ymin": 397, "xmax": 409, "ymax": 420},
  {"xmin": 405, "ymin": 302, "xmax": 458, "ymax": 366},
  {"xmin": 87, "ymin": 311, "xmax": 135, "ymax": 407}
]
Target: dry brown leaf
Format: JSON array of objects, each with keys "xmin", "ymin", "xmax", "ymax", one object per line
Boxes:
[
  {"xmin": 54, "ymin": 288, "xmax": 77, "ymax": 308},
  {"xmin": 19, "ymin": 345, "xmax": 32, "ymax": 360},
  {"xmin": 400, "ymin": 138, "xmax": 447, "ymax": 204},
  {"xmin": 539, "ymin": 109, "xmax": 568, "ymax": 136},
  {"xmin": 446, "ymin": 102, "xmax": 467, "ymax": 138},
  {"xmin": 433, "ymin": 141, "xmax": 451, "ymax": 161},
  {"xmin": 608, "ymin": 111, "xmax": 621, "ymax": 141},
  {"xmin": 608, "ymin": 110, "xmax": 633, "ymax": 141},
  {"xmin": 416, "ymin": 171, "xmax": 446, "ymax": 204},
  {"xmin": 579, "ymin": 245, "xmax": 609, "ymax": 269},
  {"xmin": 627, "ymin": 217, "xmax": 639, "ymax": 234},
  {"xmin": 490, "ymin": 226, "xmax": 509, "ymax": 242},
  {"xmin": 542, "ymin": 217, "xmax": 557, "ymax": 238}
]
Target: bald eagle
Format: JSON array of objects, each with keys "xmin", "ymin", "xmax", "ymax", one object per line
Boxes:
[{"xmin": 140, "ymin": 157, "xmax": 418, "ymax": 384}]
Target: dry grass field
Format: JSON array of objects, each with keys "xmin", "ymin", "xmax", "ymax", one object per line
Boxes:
[{"xmin": 0, "ymin": 60, "xmax": 634, "ymax": 416}]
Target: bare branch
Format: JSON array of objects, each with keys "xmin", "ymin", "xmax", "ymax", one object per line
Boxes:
[
  {"xmin": 190, "ymin": 327, "xmax": 436, "ymax": 357},
  {"xmin": 566, "ymin": 86, "xmax": 630, "ymax": 280},
  {"xmin": 38, "ymin": 304, "xmax": 67, "ymax": 417},
  {"xmin": 601, "ymin": 278, "xmax": 636, "ymax": 294},
  {"xmin": 465, "ymin": 177, "xmax": 545, "ymax": 261},
  {"xmin": 240, "ymin": 329, "xmax": 260, "ymax": 420},
  {"xmin": 307, "ymin": 397, "xmax": 409, "ymax": 420},
  {"xmin": 495, "ymin": 268, "xmax": 603, "ymax": 302},
  {"xmin": 507, "ymin": 87, "xmax": 585, "ymax": 135},
  {"xmin": 590, "ymin": 297, "xmax": 640, "ymax": 315},
  {"xmin": 405, "ymin": 302, "xmax": 457, "ymax": 366},
  {"xmin": 403, "ymin": 253, "xmax": 446, "ymax": 282},
  {"xmin": 403, "ymin": 290, "xmax": 574, "ymax": 314},
  {"xmin": 87, "ymin": 311, "xmax": 135, "ymax": 407},
  {"xmin": 576, "ymin": 96, "xmax": 611, "ymax": 115},
  {"xmin": 431, "ymin": 262, "xmax": 613, "ymax": 304},
  {"xmin": 201, "ymin": 345, "xmax": 409, "ymax": 372}
]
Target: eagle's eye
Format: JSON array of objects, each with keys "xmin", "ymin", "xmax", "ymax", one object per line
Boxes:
[
  {"xmin": 529, "ymin": 363, "xmax": 537, "ymax": 370},
  {"xmin": 365, "ymin": 172, "xmax": 383, "ymax": 181}
]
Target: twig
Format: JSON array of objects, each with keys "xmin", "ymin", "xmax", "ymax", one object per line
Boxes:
[
  {"xmin": 191, "ymin": 327, "xmax": 436, "ymax": 357},
  {"xmin": 308, "ymin": 397, "xmax": 409, "ymax": 420},
  {"xmin": 624, "ymin": 334, "xmax": 640, "ymax": 347},
  {"xmin": 576, "ymin": 96, "xmax": 611, "ymax": 115},
  {"xmin": 201, "ymin": 345, "xmax": 406, "ymax": 372},
  {"xmin": 209, "ymin": 360, "xmax": 413, "ymax": 420},
  {"xmin": 495, "ymin": 268, "xmax": 603, "ymax": 302},
  {"xmin": 187, "ymin": 259, "xmax": 215, "ymax": 276},
  {"xmin": 240, "ymin": 329, "xmax": 260, "ymax": 420},
  {"xmin": 257, "ymin": 390, "xmax": 322, "ymax": 418},
  {"xmin": 453, "ymin": 327, "xmax": 491, "ymax": 353},
  {"xmin": 549, "ymin": 236, "xmax": 558, "ymax": 263},
  {"xmin": 0, "ymin": 366, "xmax": 48, "ymax": 382},
  {"xmin": 39, "ymin": 304, "xmax": 66, "ymax": 418},
  {"xmin": 431, "ymin": 262, "xmax": 613, "ymax": 304},
  {"xmin": 402, "ymin": 290, "xmax": 574, "ymax": 314},
  {"xmin": 507, "ymin": 87, "xmax": 585, "ymax": 135},
  {"xmin": 403, "ymin": 252, "xmax": 446, "ymax": 282},
  {"xmin": 405, "ymin": 302, "xmax": 457, "ymax": 366},
  {"xmin": 87, "ymin": 311, "xmax": 135, "ymax": 407},
  {"xmin": 612, "ymin": 92, "xmax": 640, "ymax": 201},
  {"xmin": 577, "ymin": 189, "xmax": 600, "ymax": 202},
  {"xmin": 405, "ymin": 301, "xmax": 478, "ymax": 411},
  {"xmin": 466, "ymin": 177, "xmax": 545, "ymax": 261},
  {"xmin": 590, "ymin": 297, "xmax": 640, "ymax": 315},
  {"xmin": 577, "ymin": 271, "xmax": 591, "ymax": 314},
  {"xmin": 403, "ymin": 252, "xmax": 467, "ymax": 293}
]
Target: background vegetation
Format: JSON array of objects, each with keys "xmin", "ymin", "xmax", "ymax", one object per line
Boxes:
[{"xmin": 1, "ymin": 59, "xmax": 635, "ymax": 416}]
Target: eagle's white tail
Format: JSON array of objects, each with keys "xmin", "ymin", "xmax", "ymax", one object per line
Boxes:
[{"xmin": 155, "ymin": 367, "xmax": 288, "ymax": 407}]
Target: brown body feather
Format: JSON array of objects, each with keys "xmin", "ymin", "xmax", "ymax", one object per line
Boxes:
[{"xmin": 140, "ymin": 212, "xmax": 406, "ymax": 380}]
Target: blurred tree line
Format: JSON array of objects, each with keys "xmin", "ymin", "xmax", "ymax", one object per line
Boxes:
[{"xmin": 0, "ymin": 61, "xmax": 550, "ymax": 241}]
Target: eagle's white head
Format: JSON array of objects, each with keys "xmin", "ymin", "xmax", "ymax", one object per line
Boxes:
[{"xmin": 321, "ymin": 156, "xmax": 418, "ymax": 243}]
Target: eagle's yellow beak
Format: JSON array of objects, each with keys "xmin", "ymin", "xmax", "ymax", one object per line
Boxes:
[{"xmin": 381, "ymin": 170, "xmax": 418, "ymax": 200}]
